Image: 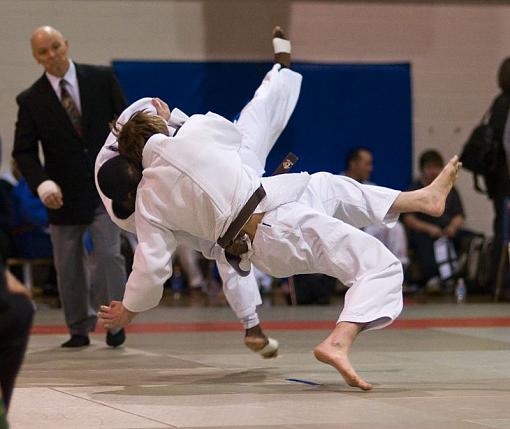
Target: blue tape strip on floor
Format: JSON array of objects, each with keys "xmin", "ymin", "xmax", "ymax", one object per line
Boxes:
[{"xmin": 286, "ymin": 378, "xmax": 321, "ymax": 386}]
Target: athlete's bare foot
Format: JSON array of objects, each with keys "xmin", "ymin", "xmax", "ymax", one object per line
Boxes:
[
  {"xmin": 272, "ymin": 25, "xmax": 291, "ymax": 68},
  {"xmin": 244, "ymin": 324, "xmax": 279, "ymax": 358},
  {"xmin": 421, "ymin": 155, "xmax": 462, "ymax": 217},
  {"xmin": 313, "ymin": 322, "xmax": 373, "ymax": 391},
  {"xmin": 314, "ymin": 342, "xmax": 373, "ymax": 391}
]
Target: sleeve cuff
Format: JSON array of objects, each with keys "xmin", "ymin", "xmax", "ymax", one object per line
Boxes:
[{"xmin": 168, "ymin": 108, "xmax": 189, "ymax": 128}]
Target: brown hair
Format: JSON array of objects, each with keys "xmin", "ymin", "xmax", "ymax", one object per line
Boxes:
[{"xmin": 110, "ymin": 111, "xmax": 169, "ymax": 167}]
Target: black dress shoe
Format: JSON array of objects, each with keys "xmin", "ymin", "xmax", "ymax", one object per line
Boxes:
[
  {"xmin": 61, "ymin": 335, "xmax": 90, "ymax": 348},
  {"xmin": 106, "ymin": 328, "xmax": 126, "ymax": 347}
]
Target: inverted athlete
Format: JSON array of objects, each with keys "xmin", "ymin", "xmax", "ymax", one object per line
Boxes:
[{"xmin": 97, "ymin": 27, "xmax": 462, "ymax": 390}]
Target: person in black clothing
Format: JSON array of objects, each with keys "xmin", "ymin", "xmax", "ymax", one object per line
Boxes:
[
  {"xmin": 483, "ymin": 58, "xmax": 510, "ymax": 298},
  {"xmin": 402, "ymin": 150, "xmax": 465, "ymax": 288},
  {"xmin": 13, "ymin": 26, "xmax": 127, "ymax": 348},
  {"xmin": 0, "ymin": 137, "xmax": 33, "ymax": 421},
  {"xmin": 0, "ymin": 261, "xmax": 34, "ymax": 417}
]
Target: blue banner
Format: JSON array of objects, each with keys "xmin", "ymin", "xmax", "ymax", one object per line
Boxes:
[{"xmin": 113, "ymin": 61, "xmax": 412, "ymax": 189}]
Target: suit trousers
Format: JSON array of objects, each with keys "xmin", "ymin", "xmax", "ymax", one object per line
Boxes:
[{"xmin": 49, "ymin": 205, "xmax": 126, "ymax": 335}]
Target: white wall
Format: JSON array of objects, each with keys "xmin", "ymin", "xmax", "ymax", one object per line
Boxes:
[{"xmin": 1, "ymin": 0, "xmax": 506, "ymax": 235}]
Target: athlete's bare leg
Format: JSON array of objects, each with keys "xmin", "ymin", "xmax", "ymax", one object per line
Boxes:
[
  {"xmin": 389, "ymin": 155, "xmax": 462, "ymax": 217},
  {"xmin": 313, "ymin": 322, "xmax": 373, "ymax": 391}
]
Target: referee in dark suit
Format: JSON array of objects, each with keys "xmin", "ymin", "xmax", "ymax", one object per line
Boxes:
[{"xmin": 13, "ymin": 26, "xmax": 127, "ymax": 348}]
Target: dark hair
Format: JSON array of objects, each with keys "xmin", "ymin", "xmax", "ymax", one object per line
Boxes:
[
  {"xmin": 345, "ymin": 147, "xmax": 372, "ymax": 169},
  {"xmin": 498, "ymin": 57, "xmax": 510, "ymax": 92},
  {"xmin": 111, "ymin": 110, "xmax": 169, "ymax": 167},
  {"xmin": 97, "ymin": 155, "xmax": 142, "ymax": 219},
  {"xmin": 419, "ymin": 149, "xmax": 444, "ymax": 170},
  {"xmin": 111, "ymin": 198, "xmax": 136, "ymax": 219},
  {"xmin": 97, "ymin": 156, "xmax": 141, "ymax": 200}
]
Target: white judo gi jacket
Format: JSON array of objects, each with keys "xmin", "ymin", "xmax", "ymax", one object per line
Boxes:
[
  {"xmin": 97, "ymin": 66, "xmax": 404, "ymax": 331},
  {"xmin": 126, "ymin": 112, "xmax": 310, "ymax": 312},
  {"xmin": 129, "ymin": 117, "xmax": 404, "ymax": 331},
  {"xmin": 94, "ymin": 99, "xmax": 269, "ymax": 319},
  {"xmin": 95, "ymin": 65, "xmax": 305, "ymax": 315}
]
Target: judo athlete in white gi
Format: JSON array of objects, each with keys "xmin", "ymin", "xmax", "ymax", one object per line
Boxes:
[
  {"xmin": 95, "ymin": 28, "xmax": 299, "ymax": 359},
  {"xmin": 95, "ymin": 103, "xmax": 283, "ymax": 359},
  {"xmin": 97, "ymin": 29, "xmax": 462, "ymax": 390}
]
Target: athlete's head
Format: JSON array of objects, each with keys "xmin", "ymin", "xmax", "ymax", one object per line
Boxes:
[
  {"xmin": 97, "ymin": 155, "xmax": 142, "ymax": 219},
  {"xmin": 112, "ymin": 110, "xmax": 169, "ymax": 167}
]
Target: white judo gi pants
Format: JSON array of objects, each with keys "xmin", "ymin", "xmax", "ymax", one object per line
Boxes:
[
  {"xmin": 251, "ymin": 173, "xmax": 404, "ymax": 331},
  {"xmin": 364, "ymin": 222, "xmax": 409, "ymax": 268},
  {"xmin": 218, "ymin": 63, "xmax": 302, "ymax": 326},
  {"xmin": 229, "ymin": 63, "xmax": 403, "ymax": 331}
]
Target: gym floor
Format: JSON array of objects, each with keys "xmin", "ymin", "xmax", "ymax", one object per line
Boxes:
[{"xmin": 8, "ymin": 298, "xmax": 510, "ymax": 429}]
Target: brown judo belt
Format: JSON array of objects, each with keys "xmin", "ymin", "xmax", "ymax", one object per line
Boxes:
[
  {"xmin": 217, "ymin": 152, "xmax": 298, "ymax": 275},
  {"xmin": 217, "ymin": 184, "xmax": 267, "ymax": 249}
]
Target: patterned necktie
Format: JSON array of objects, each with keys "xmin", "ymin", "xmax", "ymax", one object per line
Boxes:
[{"xmin": 59, "ymin": 79, "xmax": 82, "ymax": 136}]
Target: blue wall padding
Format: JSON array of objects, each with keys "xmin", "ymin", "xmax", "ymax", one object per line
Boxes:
[{"xmin": 112, "ymin": 61, "xmax": 412, "ymax": 189}]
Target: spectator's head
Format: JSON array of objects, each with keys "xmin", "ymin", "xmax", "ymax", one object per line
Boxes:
[
  {"xmin": 345, "ymin": 147, "xmax": 373, "ymax": 183},
  {"xmin": 30, "ymin": 26, "xmax": 69, "ymax": 78},
  {"xmin": 498, "ymin": 57, "xmax": 510, "ymax": 93},
  {"xmin": 419, "ymin": 149, "xmax": 444, "ymax": 185},
  {"xmin": 113, "ymin": 111, "xmax": 169, "ymax": 167},
  {"xmin": 97, "ymin": 155, "xmax": 142, "ymax": 219}
]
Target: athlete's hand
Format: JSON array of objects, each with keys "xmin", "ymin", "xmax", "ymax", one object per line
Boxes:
[
  {"xmin": 152, "ymin": 97, "xmax": 171, "ymax": 122},
  {"xmin": 98, "ymin": 301, "xmax": 137, "ymax": 330}
]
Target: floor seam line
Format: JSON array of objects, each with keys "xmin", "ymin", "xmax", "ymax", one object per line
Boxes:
[{"xmin": 49, "ymin": 387, "xmax": 178, "ymax": 428}]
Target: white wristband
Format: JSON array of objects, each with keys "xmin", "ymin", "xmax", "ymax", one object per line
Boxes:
[
  {"xmin": 273, "ymin": 38, "xmax": 291, "ymax": 54},
  {"xmin": 37, "ymin": 180, "xmax": 60, "ymax": 200}
]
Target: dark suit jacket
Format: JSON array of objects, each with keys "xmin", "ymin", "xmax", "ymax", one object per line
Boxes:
[
  {"xmin": 13, "ymin": 63, "xmax": 127, "ymax": 225},
  {"xmin": 489, "ymin": 92, "xmax": 510, "ymax": 200}
]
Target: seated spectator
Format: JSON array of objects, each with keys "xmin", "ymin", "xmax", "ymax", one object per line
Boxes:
[
  {"xmin": 0, "ymin": 181, "xmax": 13, "ymax": 262},
  {"xmin": 175, "ymin": 246, "xmax": 208, "ymax": 294},
  {"xmin": 10, "ymin": 162, "xmax": 52, "ymax": 260},
  {"xmin": 252, "ymin": 266, "xmax": 273, "ymax": 297},
  {"xmin": 3, "ymin": 162, "xmax": 58, "ymax": 298},
  {"xmin": 288, "ymin": 274, "xmax": 338, "ymax": 305},
  {"xmin": 344, "ymin": 147, "xmax": 409, "ymax": 268},
  {"xmin": 402, "ymin": 150, "xmax": 466, "ymax": 290}
]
